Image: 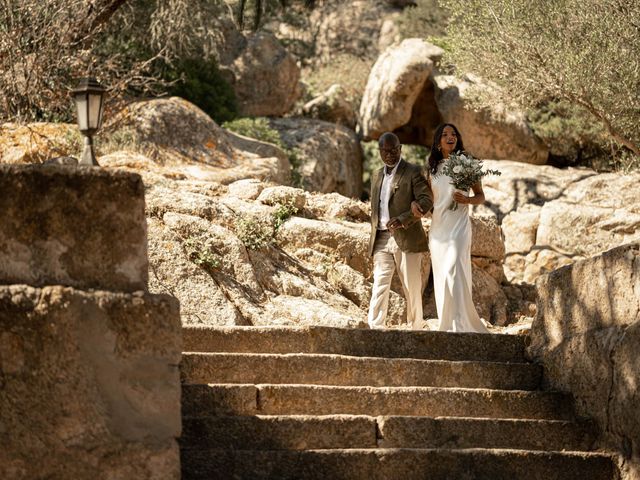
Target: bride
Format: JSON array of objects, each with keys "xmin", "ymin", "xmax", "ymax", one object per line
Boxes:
[{"xmin": 412, "ymin": 123, "xmax": 489, "ymax": 333}]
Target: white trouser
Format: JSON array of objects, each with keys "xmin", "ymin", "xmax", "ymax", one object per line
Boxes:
[{"xmin": 367, "ymin": 230, "xmax": 423, "ymax": 328}]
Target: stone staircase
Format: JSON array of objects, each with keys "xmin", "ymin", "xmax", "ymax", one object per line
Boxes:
[{"xmin": 179, "ymin": 326, "xmax": 618, "ymax": 480}]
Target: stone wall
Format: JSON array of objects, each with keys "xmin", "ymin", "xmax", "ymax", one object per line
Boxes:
[
  {"xmin": 528, "ymin": 243, "xmax": 640, "ymax": 479},
  {"xmin": 0, "ymin": 164, "xmax": 148, "ymax": 292},
  {"xmin": 0, "ymin": 165, "xmax": 182, "ymax": 479}
]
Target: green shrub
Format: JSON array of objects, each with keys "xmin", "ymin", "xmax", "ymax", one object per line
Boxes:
[
  {"xmin": 272, "ymin": 201, "xmax": 299, "ymax": 231},
  {"xmin": 183, "ymin": 236, "xmax": 222, "ymax": 272},
  {"xmin": 223, "ymin": 117, "xmax": 283, "ymax": 146},
  {"xmin": 235, "ymin": 216, "xmax": 275, "ymax": 250},
  {"xmin": 166, "ymin": 58, "xmax": 238, "ymax": 124}
]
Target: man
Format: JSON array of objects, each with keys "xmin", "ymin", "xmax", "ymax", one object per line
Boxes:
[{"xmin": 367, "ymin": 132, "xmax": 433, "ymax": 329}]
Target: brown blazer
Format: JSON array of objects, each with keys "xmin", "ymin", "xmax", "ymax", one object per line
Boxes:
[{"xmin": 368, "ymin": 159, "xmax": 433, "ymax": 256}]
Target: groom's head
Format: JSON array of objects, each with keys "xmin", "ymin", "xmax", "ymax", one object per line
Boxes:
[{"xmin": 378, "ymin": 132, "xmax": 402, "ymax": 168}]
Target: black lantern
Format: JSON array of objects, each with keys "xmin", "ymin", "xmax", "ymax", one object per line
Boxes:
[{"xmin": 72, "ymin": 77, "xmax": 106, "ymax": 166}]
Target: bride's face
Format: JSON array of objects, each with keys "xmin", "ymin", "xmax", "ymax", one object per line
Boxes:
[{"xmin": 439, "ymin": 126, "xmax": 458, "ymax": 156}]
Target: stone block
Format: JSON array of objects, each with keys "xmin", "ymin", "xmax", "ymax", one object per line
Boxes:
[
  {"xmin": 528, "ymin": 242, "xmax": 640, "ymax": 478},
  {"xmin": 0, "ymin": 165, "xmax": 148, "ymax": 292},
  {"xmin": 0, "ymin": 285, "xmax": 181, "ymax": 479}
]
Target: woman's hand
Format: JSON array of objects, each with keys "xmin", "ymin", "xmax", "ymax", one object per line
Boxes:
[
  {"xmin": 452, "ymin": 190, "xmax": 469, "ymax": 204},
  {"xmin": 411, "ymin": 201, "xmax": 426, "ymax": 217}
]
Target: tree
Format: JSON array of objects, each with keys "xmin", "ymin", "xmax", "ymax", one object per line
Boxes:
[{"xmin": 440, "ymin": 0, "xmax": 640, "ymax": 156}]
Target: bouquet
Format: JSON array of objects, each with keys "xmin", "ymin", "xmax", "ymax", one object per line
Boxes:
[{"xmin": 439, "ymin": 151, "xmax": 501, "ymax": 210}]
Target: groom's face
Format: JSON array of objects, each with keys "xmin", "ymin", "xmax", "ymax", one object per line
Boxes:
[{"xmin": 379, "ymin": 143, "xmax": 402, "ymax": 167}]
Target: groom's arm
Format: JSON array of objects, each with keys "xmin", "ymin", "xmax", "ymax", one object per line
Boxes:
[{"xmin": 396, "ymin": 168, "xmax": 433, "ymax": 228}]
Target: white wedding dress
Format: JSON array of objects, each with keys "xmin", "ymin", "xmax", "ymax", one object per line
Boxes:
[{"xmin": 429, "ymin": 163, "xmax": 489, "ymax": 333}]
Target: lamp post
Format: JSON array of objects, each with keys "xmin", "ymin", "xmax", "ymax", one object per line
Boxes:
[{"xmin": 72, "ymin": 77, "xmax": 106, "ymax": 166}]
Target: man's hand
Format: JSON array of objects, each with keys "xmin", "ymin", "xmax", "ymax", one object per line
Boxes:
[
  {"xmin": 411, "ymin": 201, "xmax": 426, "ymax": 218},
  {"xmin": 387, "ymin": 218, "xmax": 403, "ymax": 232}
]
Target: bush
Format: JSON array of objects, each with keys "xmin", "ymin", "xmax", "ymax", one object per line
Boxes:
[
  {"xmin": 183, "ymin": 236, "xmax": 222, "ymax": 272},
  {"xmin": 396, "ymin": 0, "xmax": 448, "ymax": 40},
  {"xmin": 166, "ymin": 58, "xmax": 238, "ymax": 123},
  {"xmin": 440, "ymin": 0, "xmax": 640, "ymax": 160},
  {"xmin": 223, "ymin": 117, "xmax": 283, "ymax": 146}
]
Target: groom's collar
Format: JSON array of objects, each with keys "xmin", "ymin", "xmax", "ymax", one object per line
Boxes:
[{"xmin": 384, "ymin": 158, "xmax": 403, "ymax": 176}]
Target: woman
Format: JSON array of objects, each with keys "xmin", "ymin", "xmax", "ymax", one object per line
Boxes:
[{"xmin": 412, "ymin": 123, "xmax": 489, "ymax": 333}]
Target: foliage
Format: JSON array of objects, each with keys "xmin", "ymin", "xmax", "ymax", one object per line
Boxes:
[
  {"xmin": 272, "ymin": 201, "xmax": 299, "ymax": 231},
  {"xmin": 526, "ymin": 99, "xmax": 607, "ymax": 166},
  {"xmin": 223, "ymin": 117, "xmax": 283, "ymax": 146},
  {"xmin": 0, "ymin": 0, "xmax": 150, "ymax": 122},
  {"xmin": 439, "ymin": 0, "xmax": 640, "ymax": 159},
  {"xmin": 396, "ymin": 0, "xmax": 448, "ymax": 40},
  {"xmin": 228, "ymin": 0, "xmax": 316, "ymax": 31},
  {"xmin": 183, "ymin": 235, "xmax": 222, "ymax": 272},
  {"xmin": 235, "ymin": 215, "xmax": 275, "ymax": 250},
  {"xmin": 235, "ymin": 200, "xmax": 299, "ymax": 250},
  {"xmin": 165, "ymin": 58, "xmax": 238, "ymax": 123}
]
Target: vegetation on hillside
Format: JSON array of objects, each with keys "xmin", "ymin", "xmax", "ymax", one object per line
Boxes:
[{"xmin": 440, "ymin": 0, "xmax": 640, "ymax": 168}]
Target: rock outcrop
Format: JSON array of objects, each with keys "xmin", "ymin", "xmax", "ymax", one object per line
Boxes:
[
  {"xmin": 0, "ymin": 123, "xmax": 79, "ymax": 163},
  {"xmin": 359, "ymin": 39, "xmax": 444, "ymax": 142},
  {"xmin": 358, "ymin": 41, "xmax": 548, "ymax": 164},
  {"xmin": 226, "ymin": 32, "xmax": 302, "ymax": 117},
  {"xmin": 480, "ymin": 161, "xmax": 640, "ymax": 284},
  {"xmin": 302, "ymin": 84, "xmax": 358, "ymax": 129},
  {"xmin": 104, "ymin": 97, "xmax": 290, "ymax": 184},
  {"xmin": 269, "ymin": 117, "xmax": 364, "ymax": 198}
]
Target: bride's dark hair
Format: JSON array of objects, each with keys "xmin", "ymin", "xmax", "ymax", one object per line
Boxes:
[{"xmin": 428, "ymin": 123, "xmax": 464, "ymax": 174}]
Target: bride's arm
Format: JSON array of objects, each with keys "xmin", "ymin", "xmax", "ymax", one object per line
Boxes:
[{"xmin": 453, "ymin": 181, "xmax": 485, "ymax": 205}]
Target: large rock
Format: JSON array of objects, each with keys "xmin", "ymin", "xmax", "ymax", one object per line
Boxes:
[
  {"xmin": 0, "ymin": 123, "xmax": 79, "ymax": 164},
  {"xmin": 359, "ymin": 39, "xmax": 444, "ymax": 141},
  {"xmin": 302, "ymin": 84, "xmax": 358, "ymax": 129},
  {"xmin": 502, "ymin": 205, "xmax": 542, "ymax": 255},
  {"xmin": 528, "ymin": 243, "xmax": 640, "ymax": 478},
  {"xmin": 0, "ymin": 285, "xmax": 181, "ymax": 480},
  {"xmin": 269, "ymin": 117, "xmax": 363, "ymax": 198},
  {"xmin": 307, "ymin": 0, "xmax": 402, "ymax": 63},
  {"xmin": 227, "ymin": 32, "xmax": 301, "ymax": 117},
  {"xmin": 0, "ymin": 165, "xmax": 147, "ymax": 292},
  {"xmin": 105, "ymin": 97, "xmax": 290, "ymax": 184},
  {"xmin": 433, "ymin": 75, "xmax": 549, "ymax": 164},
  {"xmin": 535, "ymin": 173, "xmax": 640, "ymax": 258},
  {"xmin": 473, "ymin": 160, "xmax": 595, "ymax": 220}
]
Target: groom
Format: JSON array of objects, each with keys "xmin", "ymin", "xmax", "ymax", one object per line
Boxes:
[{"xmin": 367, "ymin": 132, "xmax": 433, "ymax": 329}]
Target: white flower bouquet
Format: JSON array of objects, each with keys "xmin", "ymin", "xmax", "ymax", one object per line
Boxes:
[{"xmin": 439, "ymin": 151, "xmax": 501, "ymax": 210}]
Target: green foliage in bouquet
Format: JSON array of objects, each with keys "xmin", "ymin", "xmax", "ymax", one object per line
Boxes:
[{"xmin": 439, "ymin": 152, "xmax": 501, "ymax": 210}]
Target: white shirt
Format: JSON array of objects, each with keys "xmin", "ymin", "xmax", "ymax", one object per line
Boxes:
[{"xmin": 377, "ymin": 159, "xmax": 402, "ymax": 230}]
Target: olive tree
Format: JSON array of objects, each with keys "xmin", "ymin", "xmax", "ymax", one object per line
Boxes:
[{"xmin": 440, "ymin": 0, "xmax": 640, "ymax": 156}]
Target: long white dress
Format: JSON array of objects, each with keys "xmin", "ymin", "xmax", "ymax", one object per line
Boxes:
[{"xmin": 429, "ymin": 163, "xmax": 489, "ymax": 333}]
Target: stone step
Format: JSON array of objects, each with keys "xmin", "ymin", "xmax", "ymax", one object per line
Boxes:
[
  {"xmin": 180, "ymin": 415, "xmax": 596, "ymax": 452},
  {"xmin": 181, "ymin": 352, "xmax": 542, "ymax": 390},
  {"xmin": 181, "ymin": 448, "xmax": 616, "ymax": 480},
  {"xmin": 182, "ymin": 384, "xmax": 574, "ymax": 420},
  {"xmin": 182, "ymin": 326, "xmax": 528, "ymax": 363}
]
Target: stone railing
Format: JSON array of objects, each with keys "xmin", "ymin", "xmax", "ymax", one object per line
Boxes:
[
  {"xmin": 0, "ymin": 165, "xmax": 181, "ymax": 479},
  {"xmin": 528, "ymin": 242, "xmax": 640, "ymax": 480}
]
